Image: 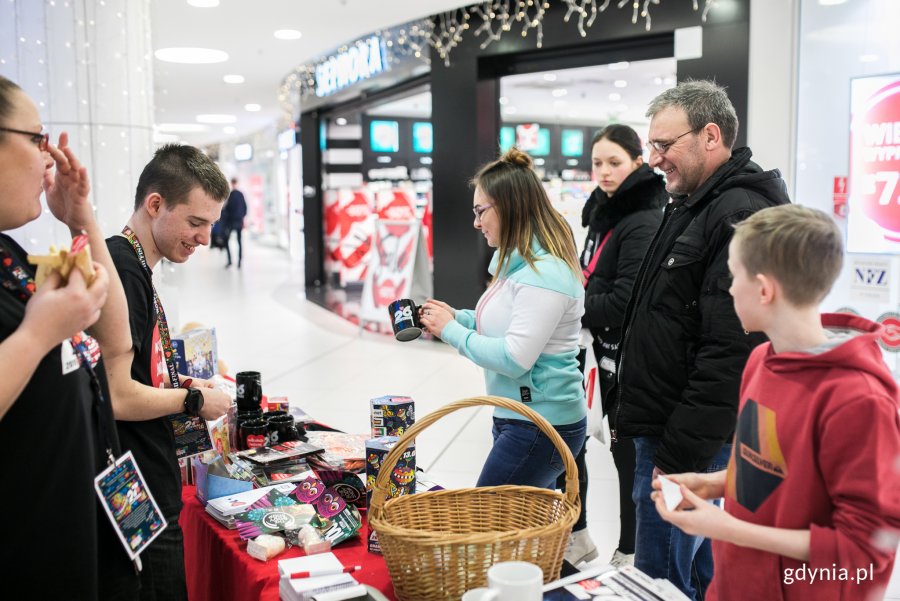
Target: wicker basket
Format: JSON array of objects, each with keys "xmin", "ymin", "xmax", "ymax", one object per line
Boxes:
[{"xmin": 368, "ymin": 396, "xmax": 580, "ymax": 601}]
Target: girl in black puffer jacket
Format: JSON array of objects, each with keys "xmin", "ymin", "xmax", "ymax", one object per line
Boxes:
[{"xmin": 565, "ymin": 124, "xmax": 668, "ymax": 567}]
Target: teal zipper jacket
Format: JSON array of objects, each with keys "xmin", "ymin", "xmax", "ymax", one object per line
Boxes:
[{"xmin": 441, "ymin": 243, "xmax": 586, "ymax": 425}]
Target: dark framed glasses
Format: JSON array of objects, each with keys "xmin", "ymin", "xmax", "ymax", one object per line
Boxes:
[
  {"xmin": 0, "ymin": 126, "xmax": 49, "ymax": 151},
  {"xmin": 646, "ymin": 126, "xmax": 702, "ymax": 155}
]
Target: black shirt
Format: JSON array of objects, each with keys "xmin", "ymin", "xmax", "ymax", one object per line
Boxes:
[
  {"xmin": 108, "ymin": 235, "xmax": 182, "ymax": 517},
  {"xmin": 0, "ymin": 234, "xmax": 138, "ymax": 600}
]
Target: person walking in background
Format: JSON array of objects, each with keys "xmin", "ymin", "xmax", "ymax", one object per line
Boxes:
[
  {"xmin": 419, "ymin": 147, "xmax": 586, "ymax": 490},
  {"xmin": 563, "ymin": 124, "xmax": 669, "ymax": 568},
  {"xmin": 613, "ymin": 80, "xmax": 791, "ymax": 600},
  {"xmin": 105, "ymin": 144, "xmax": 233, "ymax": 601},
  {"xmin": 0, "ymin": 75, "xmax": 138, "ymax": 600},
  {"xmin": 654, "ymin": 205, "xmax": 900, "ymax": 601},
  {"xmin": 223, "ymin": 176, "xmax": 247, "ymax": 268}
]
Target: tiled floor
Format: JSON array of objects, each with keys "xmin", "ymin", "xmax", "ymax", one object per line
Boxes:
[{"xmin": 161, "ymin": 239, "xmax": 900, "ymax": 599}]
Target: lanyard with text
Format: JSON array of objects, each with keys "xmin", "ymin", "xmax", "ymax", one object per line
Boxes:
[
  {"xmin": 121, "ymin": 226, "xmax": 181, "ymax": 390},
  {"xmin": 0, "ymin": 240, "xmax": 116, "ymax": 465}
]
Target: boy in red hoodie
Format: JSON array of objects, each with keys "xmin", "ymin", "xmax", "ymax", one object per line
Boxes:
[{"xmin": 651, "ymin": 204, "xmax": 900, "ymax": 600}]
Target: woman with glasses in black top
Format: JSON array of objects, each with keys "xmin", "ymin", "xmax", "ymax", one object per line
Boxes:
[{"xmin": 0, "ymin": 75, "xmax": 138, "ymax": 600}]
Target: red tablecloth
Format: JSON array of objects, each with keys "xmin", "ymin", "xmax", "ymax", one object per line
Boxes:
[{"xmin": 180, "ymin": 485, "xmax": 396, "ymax": 601}]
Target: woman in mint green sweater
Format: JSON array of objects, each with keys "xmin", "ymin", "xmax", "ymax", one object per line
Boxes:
[{"xmin": 420, "ymin": 147, "xmax": 587, "ymax": 488}]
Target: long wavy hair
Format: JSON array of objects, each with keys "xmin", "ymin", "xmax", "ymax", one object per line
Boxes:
[{"xmin": 472, "ymin": 147, "xmax": 582, "ymax": 284}]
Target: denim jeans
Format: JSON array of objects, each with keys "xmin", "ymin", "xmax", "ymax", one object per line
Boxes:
[
  {"xmin": 632, "ymin": 437, "xmax": 732, "ymax": 601},
  {"xmin": 138, "ymin": 511, "xmax": 187, "ymax": 601},
  {"xmin": 477, "ymin": 416, "xmax": 586, "ymax": 489}
]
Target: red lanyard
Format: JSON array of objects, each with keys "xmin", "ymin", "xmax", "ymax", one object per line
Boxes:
[
  {"xmin": 121, "ymin": 227, "xmax": 180, "ymax": 389},
  {"xmin": 582, "ymin": 229, "xmax": 613, "ymax": 284}
]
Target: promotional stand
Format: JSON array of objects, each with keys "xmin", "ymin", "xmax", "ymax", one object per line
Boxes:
[{"xmin": 360, "ymin": 219, "xmax": 432, "ymax": 331}]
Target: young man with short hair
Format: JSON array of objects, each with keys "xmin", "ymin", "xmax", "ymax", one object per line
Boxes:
[
  {"xmin": 105, "ymin": 144, "xmax": 232, "ymax": 600},
  {"xmin": 654, "ymin": 204, "xmax": 900, "ymax": 600}
]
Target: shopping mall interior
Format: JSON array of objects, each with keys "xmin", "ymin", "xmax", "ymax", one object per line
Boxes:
[{"xmin": 2, "ymin": 0, "xmax": 899, "ymax": 599}]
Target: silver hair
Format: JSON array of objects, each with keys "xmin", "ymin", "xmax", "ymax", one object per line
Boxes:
[{"xmin": 646, "ymin": 80, "xmax": 739, "ymax": 149}]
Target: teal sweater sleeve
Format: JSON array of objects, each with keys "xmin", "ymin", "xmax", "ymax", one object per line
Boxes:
[
  {"xmin": 441, "ymin": 320, "xmax": 528, "ymax": 378},
  {"xmin": 455, "ymin": 309, "xmax": 476, "ymax": 330}
]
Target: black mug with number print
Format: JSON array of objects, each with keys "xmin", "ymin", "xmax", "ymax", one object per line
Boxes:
[
  {"xmin": 388, "ymin": 298, "xmax": 422, "ymax": 342},
  {"xmin": 236, "ymin": 371, "xmax": 262, "ymax": 411},
  {"xmin": 266, "ymin": 415, "xmax": 300, "ymax": 445}
]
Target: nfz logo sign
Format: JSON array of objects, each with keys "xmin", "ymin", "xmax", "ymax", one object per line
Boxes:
[
  {"xmin": 850, "ymin": 260, "xmax": 890, "ymax": 302},
  {"xmin": 854, "ymin": 267, "xmax": 887, "ymax": 286}
]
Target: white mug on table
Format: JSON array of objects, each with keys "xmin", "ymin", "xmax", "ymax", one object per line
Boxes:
[{"xmin": 462, "ymin": 561, "xmax": 543, "ymax": 601}]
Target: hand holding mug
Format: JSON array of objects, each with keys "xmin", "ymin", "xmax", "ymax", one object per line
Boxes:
[{"xmin": 419, "ymin": 298, "xmax": 454, "ymax": 340}]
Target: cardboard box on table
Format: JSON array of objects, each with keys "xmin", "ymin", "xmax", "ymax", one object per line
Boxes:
[{"xmin": 192, "ymin": 457, "xmax": 253, "ymax": 506}]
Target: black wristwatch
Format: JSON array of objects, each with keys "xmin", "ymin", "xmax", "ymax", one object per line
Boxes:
[{"xmin": 183, "ymin": 387, "xmax": 204, "ymax": 417}]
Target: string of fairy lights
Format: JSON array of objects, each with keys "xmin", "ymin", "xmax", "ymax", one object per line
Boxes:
[{"xmin": 278, "ymin": 0, "xmax": 719, "ymax": 111}]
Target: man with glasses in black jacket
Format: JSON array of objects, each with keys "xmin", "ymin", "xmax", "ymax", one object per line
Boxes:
[{"xmin": 612, "ymin": 80, "xmax": 791, "ymax": 601}]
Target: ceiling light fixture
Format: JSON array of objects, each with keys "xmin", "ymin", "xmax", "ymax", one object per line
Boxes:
[
  {"xmin": 196, "ymin": 114, "xmax": 237, "ymax": 124},
  {"xmin": 335, "ymin": 117, "xmax": 348, "ymax": 125},
  {"xmin": 156, "ymin": 123, "xmax": 208, "ymax": 133},
  {"xmin": 543, "ymin": 73, "xmax": 557, "ymax": 82},
  {"xmin": 551, "ymin": 88, "xmax": 568, "ymax": 97},
  {"xmin": 274, "ymin": 29, "xmax": 303, "ymax": 40},
  {"xmin": 223, "ymin": 74, "xmax": 245, "ymax": 84},
  {"xmin": 499, "ymin": 96, "xmax": 509, "ymax": 105},
  {"xmin": 614, "ymin": 80, "xmax": 628, "ymax": 88},
  {"xmin": 223, "ymin": 126, "xmax": 237, "ymax": 134},
  {"xmin": 608, "ymin": 61, "xmax": 630, "ymax": 70},
  {"xmin": 153, "ymin": 133, "xmax": 180, "ymax": 143},
  {"xmin": 244, "ymin": 103, "xmax": 261, "ymax": 112},
  {"xmin": 609, "ymin": 92, "xmax": 621, "ymax": 101},
  {"xmin": 154, "ymin": 47, "xmax": 228, "ymax": 64},
  {"xmin": 859, "ymin": 54, "xmax": 879, "ymax": 63}
]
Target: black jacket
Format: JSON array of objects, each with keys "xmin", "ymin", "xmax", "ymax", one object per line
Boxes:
[
  {"xmin": 613, "ymin": 147, "xmax": 791, "ymax": 474},
  {"xmin": 581, "ymin": 165, "xmax": 668, "ymax": 412},
  {"xmin": 222, "ymin": 189, "xmax": 247, "ymax": 230}
]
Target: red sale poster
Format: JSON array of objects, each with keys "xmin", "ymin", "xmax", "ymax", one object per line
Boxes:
[{"xmin": 847, "ymin": 73, "xmax": 900, "ymax": 253}]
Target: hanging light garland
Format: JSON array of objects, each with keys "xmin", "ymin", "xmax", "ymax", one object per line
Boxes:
[
  {"xmin": 279, "ymin": 0, "xmax": 718, "ymax": 112},
  {"xmin": 464, "ymin": 0, "xmax": 718, "ymax": 53}
]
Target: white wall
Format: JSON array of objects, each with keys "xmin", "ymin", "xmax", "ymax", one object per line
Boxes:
[{"xmin": 747, "ymin": 0, "xmax": 798, "ymax": 192}]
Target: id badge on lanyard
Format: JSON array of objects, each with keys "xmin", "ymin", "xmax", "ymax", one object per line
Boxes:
[{"xmin": 94, "ymin": 451, "xmax": 168, "ymax": 563}]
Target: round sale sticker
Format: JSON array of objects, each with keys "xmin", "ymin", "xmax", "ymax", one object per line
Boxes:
[
  {"xmin": 851, "ymin": 78, "xmax": 900, "ymax": 239},
  {"xmin": 876, "ymin": 311, "xmax": 900, "ymax": 352}
]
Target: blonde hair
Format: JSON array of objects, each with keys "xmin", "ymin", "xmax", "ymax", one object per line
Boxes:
[
  {"xmin": 733, "ymin": 205, "xmax": 843, "ymax": 306},
  {"xmin": 472, "ymin": 147, "xmax": 582, "ymax": 283}
]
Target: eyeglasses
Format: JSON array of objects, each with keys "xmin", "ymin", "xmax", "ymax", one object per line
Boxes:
[
  {"xmin": 0, "ymin": 126, "xmax": 49, "ymax": 151},
  {"xmin": 473, "ymin": 204, "xmax": 494, "ymax": 221},
  {"xmin": 646, "ymin": 127, "xmax": 702, "ymax": 155}
]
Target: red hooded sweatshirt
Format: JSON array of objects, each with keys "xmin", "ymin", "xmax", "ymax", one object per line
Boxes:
[{"xmin": 707, "ymin": 313, "xmax": 900, "ymax": 601}]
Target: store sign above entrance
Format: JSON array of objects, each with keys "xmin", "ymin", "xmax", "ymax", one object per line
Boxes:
[{"xmin": 315, "ymin": 37, "xmax": 387, "ymax": 98}]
